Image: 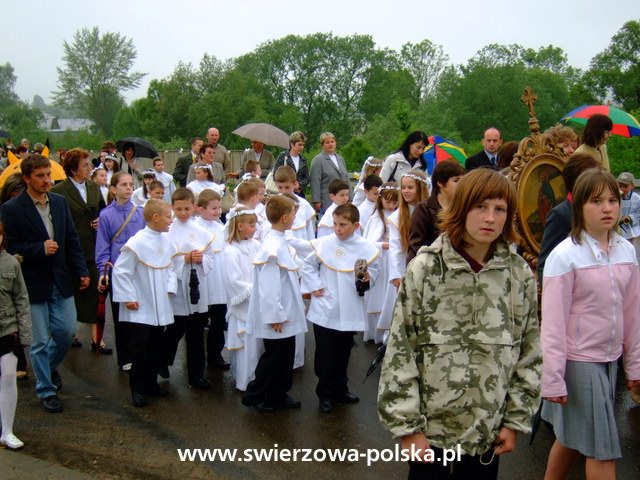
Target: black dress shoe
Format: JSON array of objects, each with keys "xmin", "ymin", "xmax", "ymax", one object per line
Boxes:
[
  {"xmin": 278, "ymin": 395, "xmax": 302, "ymax": 409},
  {"xmin": 210, "ymin": 358, "xmax": 231, "ymax": 370},
  {"xmin": 254, "ymin": 402, "xmax": 276, "ymax": 413},
  {"xmin": 91, "ymin": 342, "xmax": 113, "ymax": 355},
  {"xmin": 40, "ymin": 394, "xmax": 63, "ymax": 413},
  {"xmin": 145, "ymin": 385, "xmax": 169, "ymax": 397},
  {"xmin": 131, "ymin": 392, "xmax": 147, "ymax": 407},
  {"xmin": 319, "ymin": 400, "xmax": 333, "ymax": 413},
  {"xmin": 50, "ymin": 370, "xmax": 62, "ymax": 391},
  {"xmin": 333, "ymin": 392, "xmax": 360, "ymax": 404},
  {"xmin": 71, "ymin": 337, "xmax": 82, "ymax": 348},
  {"xmin": 189, "ymin": 377, "xmax": 211, "ymax": 390}
]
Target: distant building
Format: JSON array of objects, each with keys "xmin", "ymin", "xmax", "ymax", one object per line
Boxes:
[{"xmin": 39, "ymin": 112, "xmax": 93, "ymax": 133}]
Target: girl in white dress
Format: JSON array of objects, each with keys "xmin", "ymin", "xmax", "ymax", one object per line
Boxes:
[
  {"xmin": 187, "ymin": 165, "xmax": 225, "ymax": 201},
  {"xmin": 362, "ymin": 182, "xmax": 398, "ymax": 344},
  {"xmin": 91, "ymin": 167, "xmax": 109, "ymax": 204},
  {"xmin": 353, "ymin": 157, "xmax": 383, "ymax": 206},
  {"xmin": 132, "ymin": 170, "xmax": 157, "ymax": 206},
  {"xmin": 222, "ymin": 208, "xmax": 264, "ymax": 391},
  {"xmin": 377, "ymin": 171, "xmax": 429, "ymax": 339}
]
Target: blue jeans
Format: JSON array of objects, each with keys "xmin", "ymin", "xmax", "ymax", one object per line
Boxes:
[{"xmin": 29, "ymin": 286, "xmax": 77, "ymax": 399}]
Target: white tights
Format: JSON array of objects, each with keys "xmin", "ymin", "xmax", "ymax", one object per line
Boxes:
[{"xmin": 0, "ymin": 352, "xmax": 18, "ymax": 438}]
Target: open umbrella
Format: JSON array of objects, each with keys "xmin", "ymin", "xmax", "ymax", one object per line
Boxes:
[
  {"xmin": 560, "ymin": 105, "xmax": 640, "ymax": 138},
  {"xmin": 116, "ymin": 137, "xmax": 159, "ymax": 159},
  {"xmin": 232, "ymin": 123, "xmax": 290, "ymax": 149},
  {"xmin": 422, "ymin": 135, "xmax": 467, "ymax": 175},
  {"xmin": 0, "ymin": 148, "xmax": 66, "ymax": 187}
]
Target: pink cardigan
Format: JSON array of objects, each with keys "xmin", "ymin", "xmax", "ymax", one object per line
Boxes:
[{"xmin": 541, "ymin": 232, "xmax": 640, "ymax": 397}]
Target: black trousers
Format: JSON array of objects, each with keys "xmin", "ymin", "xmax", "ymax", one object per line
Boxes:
[
  {"xmin": 313, "ymin": 323, "xmax": 355, "ymax": 400},
  {"xmin": 162, "ymin": 313, "xmax": 207, "ymax": 381},
  {"xmin": 243, "ymin": 336, "xmax": 295, "ymax": 406},
  {"xmin": 407, "ymin": 447, "xmax": 499, "ymax": 480},
  {"xmin": 206, "ymin": 304, "xmax": 227, "ymax": 363},
  {"xmin": 110, "ymin": 295, "xmax": 131, "ymax": 367},
  {"xmin": 128, "ymin": 323, "xmax": 164, "ymax": 394}
]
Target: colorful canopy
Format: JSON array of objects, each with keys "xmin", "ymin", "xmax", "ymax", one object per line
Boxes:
[
  {"xmin": 560, "ymin": 105, "xmax": 640, "ymax": 138},
  {"xmin": 422, "ymin": 135, "xmax": 467, "ymax": 175}
]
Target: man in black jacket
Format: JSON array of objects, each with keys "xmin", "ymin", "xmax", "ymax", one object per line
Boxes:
[
  {"xmin": 1, "ymin": 154, "xmax": 89, "ymax": 413},
  {"xmin": 465, "ymin": 127, "xmax": 502, "ymax": 172},
  {"xmin": 173, "ymin": 137, "xmax": 203, "ymax": 187}
]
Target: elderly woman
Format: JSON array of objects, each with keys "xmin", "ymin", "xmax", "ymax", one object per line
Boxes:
[
  {"xmin": 544, "ymin": 124, "xmax": 579, "ymax": 158},
  {"xmin": 309, "ymin": 132, "xmax": 350, "ymax": 213},
  {"xmin": 573, "ymin": 114, "xmax": 613, "ymax": 171},
  {"xmin": 272, "ymin": 131, "xmax": 310, "ymax": 198},
  {"xmin": 379, "ymin": 131, "xmax": 429, "ymax": 184},
  {"xmin": 51, "ymin": 148, "xmax": 110, "ymax": 354}
]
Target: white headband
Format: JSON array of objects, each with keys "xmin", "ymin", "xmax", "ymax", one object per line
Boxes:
[
  {"xmin": 401, "ymin": 172, "xmax": 428, "ymax": 185},
  {"xmin": 227, "ymin": 208, "xmax": 257, "ymax": 220},
  {"xmin": 364, "ymin": 156, "xmax": 383, "ymax": 167},
  {"xmin": 194, "ymin": 164, "xmax": 212, "ymax": 171},
  {"xmin": 379, "ymin": 185, "xmax": 400, "ymax": 192}
]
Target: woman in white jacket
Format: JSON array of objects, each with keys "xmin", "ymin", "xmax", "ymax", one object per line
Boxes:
[{"xmin": 379, "ymin": 131, "xmax": 430, "ymax": 184}]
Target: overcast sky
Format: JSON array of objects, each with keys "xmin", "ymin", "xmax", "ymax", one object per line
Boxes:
[{"xmin": 3, "ymin": 0, "xmax": 637, "ymax": 106}]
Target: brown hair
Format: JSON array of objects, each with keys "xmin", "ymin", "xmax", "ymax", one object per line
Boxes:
[
  {"xmin": 265, "ymin": 195, "xmax": 295, "ymax": 224},
  {"xmin": 375, "ymin": 182, "xmax": 399, "ymax": 238},
  {"xmin": 562, "ymin": 153, "xmax": 600, "ymax": 193},
  {"xmin": 496, "ymin": 141, "xmax": 519, "ymax": 170},
  {"xmin": 439, "ymin": 168, "xmax": 517, "ymax": 252},
  {"xmin": 431, "ymin": 160, "xmax": 465, "ymax": 196},
  {"xmin": 362, "ymin": 157, "xmax": 384, "ymax": 178},
  {"xmin": 582, "ymin": 114, "xmax": 613, "ymax": 147},
  {"xmin": 143, "ymin": 199, "xmax": 170, "ymax": 222},
  {"xmin": 333, "ymin": 203, "xmax": 359, "ymax": 224},
  {"xmin": 20, "ymin": 153, "xmax": 50, "ymax": 178},
  {"xmin": 0, "ymin": 220, "xmax": 6, "ymax": 250},
  {"xmin": 570, "ymin": 169, "xmax": 620, "ymax": 244},
  {"xmin": 148, "ymin": 180, "xmax": 164, "ymax": 192},
  {"xmin": 398, "ymin": 171, "xmax": 429, "ymax": 250},
  {"xmin": 172, "ymin": 187, "xmax": 195, "ymax": 204},
  {"xmin": 236, "ymin": 181, "xmax": 259, "ymax": 202},
  {"xmin": 274, "ymin": 165, "xmax": 297, "ymax": 184},
  {"xmin": 194, "ymin": 164, "xmax": 214, "ymax": 182},
  {"xmin": 227, "ymin": 207, "xmax": 257, "ymax": 243},
  {"xmin": 197, "ymin": 188, "xmax": 222, "ymax": 208},
  {"xmin": 0, "ymin": 173, "xmax": 25, "ymax": 206},
  {"xmin": 107, "ymin": 172, "xmax": 133, "ymax": 204},
  {"xmin": 152, "ymin": 157, "xmax": 164, "ymax": 166},
  {"xmin": 328, "ymin": 178, "xmax": 350, "ymax": 195},
  {"xmin": 244, "ymin": 159, "xmax": 259, "ymax": 174},
  {"xmin": 199, "ymin": 143, "xmax": 216, "ymax": 156},
  {"xmin": 62, "ymin": 148, "xmax": 90, "ymax": 177}
]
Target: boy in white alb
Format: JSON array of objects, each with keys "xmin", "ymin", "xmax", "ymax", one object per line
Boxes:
[
  {"xmin": 302, "ymin": 203, "xmax": 379, "ymax": 413},
  {"xmin": 242, "ymin": 196, "xmax": 307, "ymax": 413},
  {"xmin": 275, "ymin": 166, "xmax": 316, "ymax": 241},
  {"xmin": 357, "ymin": 174, "xmax": 382, "ymax": 233},
  {"xmin": 317, "ymin": 178, "xmax": 350, "ymax": 238},
  {"xmin": 195, "ymin": 189, "xmax": 229, "ymax": 369},
  {"xmin": 152, "ymin": 158, "xmax": 176, "ymax": 204},
  {"xmin": 161, "ymin": 188, "xmax": 215, "ymax": 390},
  {"xmin": 235, "ymin": 179, "xmax": 270, "ymax": 242},
  {"xmin": 112, "ymin": 200, "xmax": 179, "ymax": 407}
]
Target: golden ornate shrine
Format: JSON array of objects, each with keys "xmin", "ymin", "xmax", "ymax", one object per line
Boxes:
[{"xmin": 508, "ymin": 86, "xmax": 568, "ymax": 269}]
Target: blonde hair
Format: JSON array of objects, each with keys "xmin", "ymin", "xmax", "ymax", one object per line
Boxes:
[
  {"xmin": 398, "ymin": 171, "xmax": 429, "ymax": 250},
  {"xmin": 197, "ymin": 188, "xmax": 222, "ymax": 208},
  {"xmin": 375, "ymin": 182, "xmax": 399, "ymax": 238},
  {"xmin": 265, "ymin": 195, "xmax": 295, "ymax": 223},
  {"xmin": 227, "ymin": 208, "xmax": 257, "ymax": 243},
  {"xmin": 143, "ymin": 199, "xmax": 169, "ymax": 222}
]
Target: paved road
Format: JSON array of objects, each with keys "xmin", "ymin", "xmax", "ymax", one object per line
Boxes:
[{"xmin": 11, "ymin": 325, "xmax": 640, "ymax": 480}]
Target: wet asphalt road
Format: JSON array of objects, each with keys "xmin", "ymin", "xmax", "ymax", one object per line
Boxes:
[{"xmin": 13, "ymin": 321, "xmax": 640, "ymax": 480}]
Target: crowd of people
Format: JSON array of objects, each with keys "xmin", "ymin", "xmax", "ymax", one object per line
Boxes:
[{"xmin": 0, "ymin": 118, "xmax": 639, "ymax": 480}]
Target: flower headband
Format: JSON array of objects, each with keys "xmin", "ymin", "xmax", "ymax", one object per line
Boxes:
[
  {"xmin": 363, "ymin": 156, "xmax": 383, "ymax": 167},
  {"xmin": 194, "ymin": 164, "xmax": 212, "ymax": 171},
  {"xmin": 401, "ymin": 172, "xmax": 428, "ymax": 185},
  {"xmin": 379, "ymin": 185, "xmax": 400, "ymax": 192},
  {"xmin": 90, "ymin": 166, "xmax": 105, "ymax": 177},
  {"xmin": 143, "ymin": 169, "xmax": 156, "ymax": 177},
  {"xmin": 227, "ymin": 208, "xmax": 257, "ymax": 220}
]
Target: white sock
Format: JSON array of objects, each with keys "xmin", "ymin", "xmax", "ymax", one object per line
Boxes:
[{"xmin": 0, "ymin": 352, "xmax": 18, "ymax": 439}]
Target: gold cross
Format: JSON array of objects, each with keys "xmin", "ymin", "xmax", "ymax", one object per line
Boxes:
[{"xmin": 521, "ymin": 86, "xmax": 538, "ymax": 118}]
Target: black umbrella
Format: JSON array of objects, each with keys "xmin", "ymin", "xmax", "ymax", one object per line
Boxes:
[
  {"xmin": 363, "ymin": 339, "xmax": 387, "ymax": 382},
  {"xmin": 529, "ymin": 402, "xmax": 543, "ymax": 445},
  {"xmin": 116, "ymin": 137, "xmax": 159, "ymax": 159}
]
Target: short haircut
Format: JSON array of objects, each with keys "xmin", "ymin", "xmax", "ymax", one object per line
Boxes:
[
  {"xmin": 236, "ymin": 181, "xmax": 259, "ymax": 202},
  {"xmin": 16, "ymin": 145, "xmax": 28, "ymax": 155},
  {"xmin": 582, "ymin": 114, "xmax": 613, "ymax": 147},
  {"xmin": 21, "ymin": 153, "xmax": 50, "ymax": 178},
  {"xmin": 152, "ymin": 157, "xmax": 163, "ymax": 166},
  {"xmin": 431, "ymin": 160, "xmax": 465, "ymax": 195},
  {"xmin": 363, "ymin": 174, "xmax": 383, "ymax": 191},
  {"xmin": 265, "ymin": 195, "xmax": 295, "ymax": 223},
  {"xmin": 143, "ymin": 199, "xmax": 170, "ymax": 222},
  {"xmin": 439, "ymin": 168, "xmax": 517, "ymax": 252},
  {"xmin": 319, "ymin": 132, "xmax": 335, "ymax": 145},
  {"xmin": 0, "ymin": 173, "xmax": 24, "ymax": 206},
  {"xmin": 563, "ymin": 153, "xmax": 600, "ymax": 193},
  {"xmin": 246, "ymin": 178, "xmax": 265, "ymax": 189},
  {"xmin": 274, "ymin": 165, "xmax": 297, "ymax": 184},
  {"xmin": 243, "ymin": 159, "xmax": 259, "ymax": 173},
  {"xmin": 172, "ymin": 187, "xmax": 195, "ymax": 204},
  {"xmin": 545, "ymin": 124, "xmax": 578, "ymax": 144},
  {"xmin": 289, "ymin": 131, "xmax": 306, "ymax": 146},
  {"xmin": 148, "ymin": 180, "xmax": 164, "ymax": 191},
  {"xmin": 197, "ymin": 188, "xmax": 222, "ymax": 208},
  {"xmin": 496, "ymin": 141, "xmax": 519, "ymax": 170},
  {"xmin": 571, "ymin": 169, "xmax": 620, "ymax": 244},
  {"xmin": 101, "ymin": 141, "xmax": 116, "ymax": 151},
  {"xmin": 281, "ymin": 192, "xmax": 300, "ymax": 204},
  {"xmin": 333, "ymin": 203, "xmax": 359, "ymax": 224},
  {"xmin": 190, "ymin": 137, "xmax": 202, "ymax": 148},
  {"xmin": 199, "ymin": 143, "xmax": 215, "ymax": 155},
  {"xmin": 483, "ymin": 126, "xmax": 502, "ymax": 139},
  {"xmin": 328, "ymin": 178, "xmax": 350, "ymax": 195},
  {"xmin": 62, "ymin": 147, "xmax": 89, "ymax": 176}
]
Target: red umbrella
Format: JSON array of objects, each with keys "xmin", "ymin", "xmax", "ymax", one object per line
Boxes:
[
  {"xmin": 95, "ymin": 262, "xmax": 113, "ymax": 357},
  {"xmin": 560, "ymin": 105, "xmax": 640, "ymax": 137}
]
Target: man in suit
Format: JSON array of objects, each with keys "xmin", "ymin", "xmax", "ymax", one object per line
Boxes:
[
  {"xmin": 241, "ymin": 140, "xmax": 274, "ymax": 180},
  {"xmin": 206, "ymin": 127, "xmax": 231, "ymax": 174},
  {"xmin": 173, "ymin": 137, "xmax": 203, "ymax": 187},
  {"xmin": 186, "ymin": 143, "xmax": 225, "ymax": 184},
  {"xmin": 309, "ymin": 132, "xmax": 350, "ymax": 213},
  {"xmin": 465, "ymin": 127, "xmax": 503, "ymax": 172},
  {"xmin": 1, "ymin": 154, "xmax": 89, "ymax": 413}
]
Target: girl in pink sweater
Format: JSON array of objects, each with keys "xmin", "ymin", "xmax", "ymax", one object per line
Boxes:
[{"xmin": 541, "ymin": 169, "xmax": 640, "ymax": 480}]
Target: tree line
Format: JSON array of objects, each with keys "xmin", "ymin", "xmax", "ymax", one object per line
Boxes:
[{"xmin": 1, "ymin": 21, "xmax": 639, "ymax": 174}]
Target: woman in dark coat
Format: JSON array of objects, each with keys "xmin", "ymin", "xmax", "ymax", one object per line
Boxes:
[{"xmin": 52, "ymin": 148, "xmax": 110, "ymax": 353}]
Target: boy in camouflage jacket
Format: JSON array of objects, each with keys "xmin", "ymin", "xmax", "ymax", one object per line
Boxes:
[{"xmin": 378, "ymin": 169, "xmax": 541, "ymax": 477}]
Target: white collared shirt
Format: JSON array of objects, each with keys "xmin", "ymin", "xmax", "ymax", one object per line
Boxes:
[{"xmin": 69, "ymin": 177, "xmax": 87, "ymax": 203}]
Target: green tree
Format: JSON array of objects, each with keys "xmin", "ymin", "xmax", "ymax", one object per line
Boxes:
[
  {"xmin": 0, "ymin": 63, "xmax": 19, "ymax": 108},
  {"xmin": 0, "ymin": 62, "xmax": 43, "ymax": 137},
  {"xmin": 53, "ymin": 26, "xmax": 145, "ymax": 135},
  {"xmin": 587, "ymin": 20, "xmax": 640, "ymax": 111},
  {"xmin": 400, "ymin": 39, "xmax": 449, "ymax": 104}
]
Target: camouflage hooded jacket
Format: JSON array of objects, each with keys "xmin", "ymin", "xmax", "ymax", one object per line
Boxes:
[{"xmin": 377, "ymin": 234, "xmax": 541, "ymax": 456}]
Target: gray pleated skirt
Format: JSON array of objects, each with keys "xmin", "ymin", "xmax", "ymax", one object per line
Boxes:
[{"xmin": 542, "ymin": 360, "xmax": 620, "ymax": 460}]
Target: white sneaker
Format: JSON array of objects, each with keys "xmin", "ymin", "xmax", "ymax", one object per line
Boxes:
[
  {"xmin": 122, "ymin": 363, "xmax": 132, "ymax": 372},
  {"xmin": 1, "ymin": 433, "xmax": 25, "ymax": 450}
]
